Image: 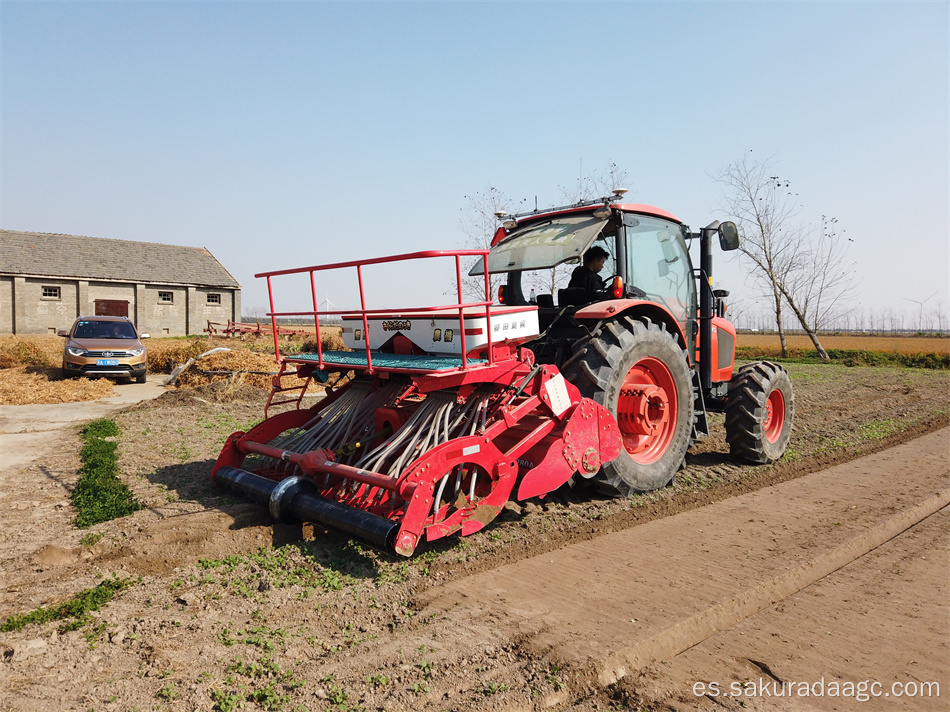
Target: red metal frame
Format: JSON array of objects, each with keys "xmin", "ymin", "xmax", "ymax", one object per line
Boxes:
[
  {"xmin": 211, "ymin": 248, "xmax": 626, "ymax": 556},
  {"xmin": 256, "ymin": 249, "xmax": 494, "ymax": 373},
  {"xmin": 204, "ymin": 319, "xmax": 314, "ymax": 339}
]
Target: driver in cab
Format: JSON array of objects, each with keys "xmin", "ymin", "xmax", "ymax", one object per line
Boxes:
[{"xmin": 568, "ymin": 246, "xmax": 609, "ymax": 300}]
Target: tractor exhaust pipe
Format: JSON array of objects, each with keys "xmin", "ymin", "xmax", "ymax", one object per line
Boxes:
[{"xmin": 214, "ymin": 466, "xmax": 399, "ymax": 551}]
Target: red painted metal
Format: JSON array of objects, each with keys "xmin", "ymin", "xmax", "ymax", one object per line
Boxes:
[
  {"xmin": 204, "ymin": 320, "xmax": 315, "ymax": 339},
  {"xmin": 695, "ymin": 315, "xmax": 737, "ymax": 383},
  {"xmin": 764, "ymin": 388, "xmax": 786, "ymax": 443},
  {"xmin": 212, "ymin": 248, "xmax": 626, "ymax": 556},
  {"xmin": 575, "ymin": 299, "xmax": 690, "ymax": 355},
  {"xmin": 610, "ymin": 203, "xmax": 682, "ymax": 223},
  {"xmin": 616, "ymin": 356, "xmax": 678, "ymax": 465}
]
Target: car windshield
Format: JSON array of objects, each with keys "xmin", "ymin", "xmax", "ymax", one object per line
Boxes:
[
  {"xmin": 471, "ymin": 214, "xmax": 608, "ymax": 275},
  {"xmin": 74, "ymin": 320, "xmax": 137, "ymax": 339}
]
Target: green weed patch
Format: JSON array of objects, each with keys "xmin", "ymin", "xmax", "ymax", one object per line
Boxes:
[
  {"xmin": 0, "ymin": 575, "xmax": 134, "ymax": 633},
  {"xmin": 735, "ymin": 346, "xmax": 949, "ymax": 369},
  {"xmin": 71, "ymin": 418, "xmax": 142, "ymax": 528}
]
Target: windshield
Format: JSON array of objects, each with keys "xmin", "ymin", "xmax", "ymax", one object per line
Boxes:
[
  {"xmin": 471, "ymin": 214, "xmax": 608, "ymax": 275},
  {"xmin": 74, "ymin": 320, "xmax": 137, "ymax": 339}
]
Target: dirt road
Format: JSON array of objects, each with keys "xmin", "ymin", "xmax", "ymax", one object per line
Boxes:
[
  {"xmin": 0, "ymin": 379, "xmax": 168, "ymax": 471},
  {"xmin": 0, "ymin": 367, "xmax": 948, "ymax": 711},
  {"xmin": 415, "ymin": 428, "xmax": 949, "ymax": 710}
]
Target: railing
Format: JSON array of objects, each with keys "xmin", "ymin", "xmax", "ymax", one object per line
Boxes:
[
  {"xmin": 257, "ymin": 249, "xmax": 493, "ymax": 373},
  {"xmin": 205, "ymin": 319, "xmax": 314, "ymax": 339}
]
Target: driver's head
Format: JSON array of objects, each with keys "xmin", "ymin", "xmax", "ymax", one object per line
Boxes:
[{"xmin": 584, "ymin": 245, "xmax": 609, "ymax": 271}]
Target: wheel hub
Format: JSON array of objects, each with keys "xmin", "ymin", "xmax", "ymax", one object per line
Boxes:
[
  {"xmin": 614, "ymin": 356, "xmax": 679, "ymax": 465},
  {"xmin": 618, "ymin": 384, "xmax": 670, "ymax": 435},
  {"xmin": 764, "ymin": 388, "xmax": 786, "ymax": 443}
]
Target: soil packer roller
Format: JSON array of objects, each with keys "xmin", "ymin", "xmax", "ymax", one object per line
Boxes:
[{"xmin": 212, "ymin": 196, "xmax": 794, "ymax": 555}]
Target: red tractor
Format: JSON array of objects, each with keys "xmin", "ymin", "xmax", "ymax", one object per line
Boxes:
[{"xmin": 211, "ymin": 196, "xmax": 794, "ymax": 555}]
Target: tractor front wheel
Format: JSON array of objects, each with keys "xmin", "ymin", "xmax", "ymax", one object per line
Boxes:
[
  {"xmin": 725, "ymin": 361, "xmax": 794, "ymax": 464},
  {"xmin": 561, "ymin": 317, "xmax": 694, "ymax": 496}
]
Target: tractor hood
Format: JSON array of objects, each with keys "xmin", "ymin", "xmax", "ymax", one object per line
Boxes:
[{"xmin": 470, "ymin": 214, "xmax": 607, "ymax": 275}]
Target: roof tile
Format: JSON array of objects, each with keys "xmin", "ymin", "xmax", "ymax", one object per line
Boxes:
[{"xmin": 0, "ymin": 230, "xmax": 240, "ymax": 288}]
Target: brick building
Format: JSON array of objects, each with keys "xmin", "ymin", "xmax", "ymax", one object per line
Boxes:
[{"xmin": 0, "ymin": 229, "xmax": 241, "ymax": 336}]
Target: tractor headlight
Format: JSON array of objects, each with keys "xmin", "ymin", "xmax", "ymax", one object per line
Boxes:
[{"xmin": 67, "ymin": 347, "xmax": 86, "ymax": 356}]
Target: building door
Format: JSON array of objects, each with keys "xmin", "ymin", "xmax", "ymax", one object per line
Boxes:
[{"xmin": 94, "ymin": 299, "xmax": 129, "ymax": 317}]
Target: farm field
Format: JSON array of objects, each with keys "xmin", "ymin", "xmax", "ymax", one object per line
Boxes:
[
  {"xmin": 737, "ymin": 332, "xmax": 950, "ymax": 355},
  {"xmin": 0, "ymin": 336, "xmax": 948, "ymax": 711}
]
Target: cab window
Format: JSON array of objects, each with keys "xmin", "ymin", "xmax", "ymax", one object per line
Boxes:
[{"xmin": 624, "ymin": 216, "xmax": 694, "ymax": 326}]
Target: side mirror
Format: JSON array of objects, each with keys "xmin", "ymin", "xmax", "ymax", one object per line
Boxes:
[
  {"xmin": 57, "ymin": 329, "xmax": 69, "ymax": 337},
  {"xmin": 140, "ymin": 333, "xmax": 151, "ymax": 340},
  {"xmin": 719, "ymin": 221, "xmax": 740, "ymax": 251}
]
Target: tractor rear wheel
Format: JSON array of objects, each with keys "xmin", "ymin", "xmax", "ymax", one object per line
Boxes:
[
  {"xmin": 725, "ymin": 361, "xmax": 794, "ymax": 464},
  {"xmin": 561, "ymin": 316, "xmax": 694, "ymax": 496}
]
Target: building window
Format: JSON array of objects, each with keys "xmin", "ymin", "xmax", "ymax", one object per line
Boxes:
[
  {"xmin": 42, "ymin": 286, "xmax": 61, "ymax": 300},
  {"xmin": 206, "ymin": 293, "xmax": 221, "ymax": 305},
  {"xmin": 158, "ymin": 291, "xmax": 174, "ymax": 304}
]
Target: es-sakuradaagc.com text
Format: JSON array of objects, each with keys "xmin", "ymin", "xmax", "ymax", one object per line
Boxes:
[{"xmin": 693, "ymin": 678, "xmax": 940, "ymax": 703}]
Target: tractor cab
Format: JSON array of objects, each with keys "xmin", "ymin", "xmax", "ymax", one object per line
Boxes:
[{"xmin": 473, "ymin": 200, "xmax": 699, "ymax": 362}]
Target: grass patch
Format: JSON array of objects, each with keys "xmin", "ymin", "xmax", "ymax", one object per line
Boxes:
[
  {"xmin": 0, "ymin": 574, "xmax": 135, "ymax": 633},
  {"xmin": 860, "ymin": 419, "xmax": 900, "ymax": 440},
  {"xmin": 736, "ymin": 346, "xmax": 949, "ymax": 369},
  {"xmin": 71, "ymin": 418, "xmax": 142, "ymax": 528}
]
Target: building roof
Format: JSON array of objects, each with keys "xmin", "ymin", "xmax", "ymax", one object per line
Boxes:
[{"xmin": 0, "ymin": 229, "xmax": 240, "ymax": 289}]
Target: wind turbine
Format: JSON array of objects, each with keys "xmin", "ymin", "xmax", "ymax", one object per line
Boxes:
[
  {"xmin": 318, "ymin": 293, "xmax": 337, "ymax": 324},
  {"xmin": 901, "ymin": 291, "xmax": 938, "ymax": 331}
]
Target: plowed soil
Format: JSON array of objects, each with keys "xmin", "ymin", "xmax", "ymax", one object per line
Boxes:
[{"xmin": 0, "ymin": 363, "xmax": 947, "ymax": 711}]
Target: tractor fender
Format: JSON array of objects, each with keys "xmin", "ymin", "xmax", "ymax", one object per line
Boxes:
[{"xmin": 574, "ymin": 299, "xmax": 690, "ymax": 357}]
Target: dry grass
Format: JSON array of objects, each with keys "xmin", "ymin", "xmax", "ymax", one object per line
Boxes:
[
  {"xmin": 0, "ymin": 335, "xmax": 62, "ymax": 368},
  {"xmin": 0, "ymin": 336, "xmax": 117, "ymax": 404},
  {"xmin": 174, "ymin": 349, "xmax": 288, "ymax": 390},
  {"xmin": 0, "ymin": 367, "xmax": 116, "ymax": 404},
  {"xmin": 0, "ymin": 334, "xmax": 335, "ymax": 404},
  {"xmin": 738, "ymin": 333, "xmax": 950, "ymax": 355}
]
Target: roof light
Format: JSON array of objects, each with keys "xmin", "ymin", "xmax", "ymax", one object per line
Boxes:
[
  {"xmin": 502, "ymin": 219, "xmax": 517, "ymax": 230},
  {"xmin": 593, "ymin": 206, "xmax": 611, "ymax": 219}
]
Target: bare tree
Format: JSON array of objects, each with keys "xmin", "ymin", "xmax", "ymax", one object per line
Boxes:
[
  {"xmin": 457, "ymin": 186, "xmax": 525, "ymax": 302},
  {"xmin": 558, "ymin": 160, "xmax": 631, "ymax": 204},
  {"xmin": 717, "ymin": 154, "xmax": 860, "ymax": 360},
  {"xmin": 458, "ymin": 163, "xmax": 632, "ymax": 304},
  {"xmin": 781, "ymin": 215, "xmax": 857, "ymax": 338},
  {"xmin": 716, "ymin": 154, "xmax": 802, "ymax": 356}
]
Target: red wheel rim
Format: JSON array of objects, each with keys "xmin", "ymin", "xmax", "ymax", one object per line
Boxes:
[
  {"xmin": 615, "ymin": 357, "xmax": 677, "ymax": 464},
  {"xmin": 763, "ymin": 388, "xmax": 786, "ymax": 443}
]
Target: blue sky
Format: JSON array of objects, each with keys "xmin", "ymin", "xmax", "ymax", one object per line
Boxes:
[{"xmin": 2, "ymin": 1, "xmax": 948, "ymax": 327}]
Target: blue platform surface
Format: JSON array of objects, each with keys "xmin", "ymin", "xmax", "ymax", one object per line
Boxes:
[{"xmin": 287, "ymin": 350, "xmax": 487, "ymax": 372}]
